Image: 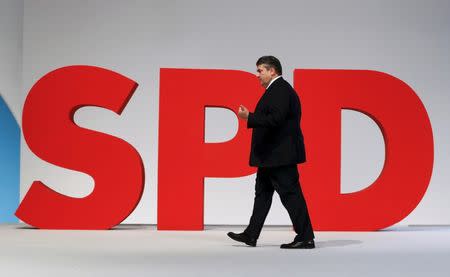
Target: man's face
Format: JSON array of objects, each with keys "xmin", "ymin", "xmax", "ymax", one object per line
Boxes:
[{"xmin": 256, "ymin": 64, "xmax": 275, "ymax": 88}]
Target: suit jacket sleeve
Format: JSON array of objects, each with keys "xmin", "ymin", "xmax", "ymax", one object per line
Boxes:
[{"xmin": 247, "ymin": 88, "xmax": 289, "ymax": 129}]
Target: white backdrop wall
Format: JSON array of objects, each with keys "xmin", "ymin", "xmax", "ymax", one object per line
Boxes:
[
  {"xmin": 14, "ymin": 0, "xmax": 450, "ymax": 225},
  {"xmin": 0, "ymin": 0, "xmax": 23, "ymax": 122}
]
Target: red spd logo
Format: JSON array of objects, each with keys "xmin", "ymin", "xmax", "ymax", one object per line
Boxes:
[{"xmin": 16, "ymin": 66, "xmax": 434, "ymax": 231}]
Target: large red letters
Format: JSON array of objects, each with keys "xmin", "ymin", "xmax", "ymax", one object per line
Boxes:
[
  {"xmin": 296, "ymin": 69, "xmax": 434, "ymax": 230},
  {"xmin": 17, "ymin": 67, "xmax": 434, "ymax": 231},
  {"xmin": 16, "ymin": 66, "xmax": 144, "ymax": 229},
  {"xmin": 158, "ymin": 69, "xmax": 261, "ymax": 230}
]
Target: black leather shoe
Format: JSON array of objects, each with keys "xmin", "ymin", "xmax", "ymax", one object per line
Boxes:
[
  {"xmin": 280, "ymin": 239, "xmax": 315, "ymax": 249},
  {"xmin": 227, "ymin": 232, "xmax": 257, "ymax": 247}
]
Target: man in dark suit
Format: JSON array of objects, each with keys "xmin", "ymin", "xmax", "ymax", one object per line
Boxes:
[{"xmin": 227, "ymin": 56, "xmax": 315, "ymax": 249}]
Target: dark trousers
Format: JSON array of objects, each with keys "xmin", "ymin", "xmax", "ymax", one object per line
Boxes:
[{"xmin": 244, "ymin": 164, "xmax": 315, "ymax": 241}]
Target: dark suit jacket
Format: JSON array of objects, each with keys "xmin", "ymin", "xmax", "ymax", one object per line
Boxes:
[{"xmin": 247, "ymin": 77, "xmax": 306, "ymax": 167}]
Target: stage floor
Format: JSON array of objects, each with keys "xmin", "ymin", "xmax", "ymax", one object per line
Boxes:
[{"xmin": 1, "ymin": 224, "xmax": 449, "ymax": 276}]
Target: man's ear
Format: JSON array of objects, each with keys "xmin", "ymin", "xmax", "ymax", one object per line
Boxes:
[{"xmin": 269, "ymin": 67, "xmax": 276, "ymax": 76}]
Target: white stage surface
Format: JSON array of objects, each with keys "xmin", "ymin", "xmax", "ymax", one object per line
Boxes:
[{"xmin": 1, "ymin": 224, "xmax": 449, "ymax": 276}]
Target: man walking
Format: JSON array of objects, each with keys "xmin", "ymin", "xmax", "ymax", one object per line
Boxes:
[{"xmin": 227, "ymin": 56, "xmax": 315, "ymax": 249}]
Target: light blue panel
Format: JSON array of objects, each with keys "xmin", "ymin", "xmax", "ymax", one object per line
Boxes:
[{"xmin": 0, "ymin": 95, "xmax": 20, "ymax": 223}]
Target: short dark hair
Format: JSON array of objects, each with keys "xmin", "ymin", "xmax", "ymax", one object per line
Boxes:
[{"xmin": 256, "ymin": 56, "xmax": 282, "ymax": 75}]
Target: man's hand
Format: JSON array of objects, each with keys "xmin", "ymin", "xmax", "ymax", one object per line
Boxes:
[{"xmin": 238, "ymin": 105, "xmax": 249, "ymax": 120}]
